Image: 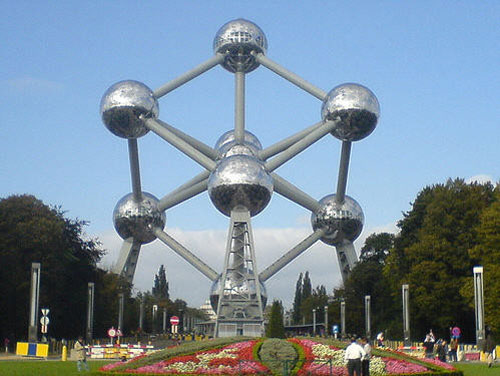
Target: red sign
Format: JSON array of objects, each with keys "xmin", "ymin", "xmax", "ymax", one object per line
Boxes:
[
  {"xmin": 108, "ymin": 328, "xmax": 116, "ymax": 337},
  {"xmin": 170, "ymin": 316, "xmax": 180, "ymax": 325}
]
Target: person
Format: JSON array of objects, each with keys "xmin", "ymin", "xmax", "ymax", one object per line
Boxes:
[
  {"xmin": 376, "ymin": 332, "xmax": 384, "ymax": 347},
  {"xmin": 423, "ymin": 335, "xmax": 435, "ymax": 359},
  {"xmin": 483, "ymin": 326, "xmax": 496, "ymax": 368},
  {"xmin": 428, "ymin": 329, "xmax": 435, "ymax": 343},
  {"xmin": 74, "ymin": 336, "xmax": 89, "ymax": 372},
  {"xmin": 4, "ymin": 338, "xmax": 9, "ymax": 353},
  {"xmin": 361, "ymin": 337, "xmax": 371, "ymax": 376},
  {"xmin": 436, "ymin": 339, "xmax": 447, "ymax": 362},
  {"xmin": 345, "ymin": 337, "xmax": 366, "ymax": 376},
  {"xmin": 449, "ymin": 337, "xmax": 458, "ymax": 362}
]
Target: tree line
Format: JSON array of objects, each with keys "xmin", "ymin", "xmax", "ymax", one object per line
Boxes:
[{"xmin": 0, "ymin": 195, "xmax": 205, "ymax": 343}]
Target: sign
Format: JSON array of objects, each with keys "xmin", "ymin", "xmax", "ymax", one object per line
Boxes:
[
  {"xmin": 332, "ymin": 325, "xmax": 339, "ymax": 334},
  {"xmin": 107, "ymin": 328, "xmax": 116, "ymax": 337},
  {"xmin": 451, "ymin": 326, "xmax": 461, "ymax": 338},
  {"xmin": 40, "ymin": 316, "xmax": 50, "ymax": 326},
  {"xmin": 41, "ymin": 325, "xmax": 48, "ymax": 334},
  {"xmin": 41, "ymin": 308, "xmax": 50, "ymax": 316},
  {"xmin": 116, "ymin": 329, "xmax": 123, "ymax": 337},
  {"xmin": 170, "ymin": 316, "xmax": 180, "ymax": 325}
]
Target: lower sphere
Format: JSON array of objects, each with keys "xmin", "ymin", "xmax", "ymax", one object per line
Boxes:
[
  {"xmin": 113, "ymin": 192, "xmax": 165, "ymax": 244},
  {"xmin": 311, "ymin": 194, "xmax": 364, "ymax": 245}
]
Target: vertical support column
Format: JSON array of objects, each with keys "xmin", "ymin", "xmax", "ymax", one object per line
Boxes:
[
  {"xmin": 335, "ymin": 141, "xmax": 352, "ymax": 204},
  {"xmin": 86, "ymin": 282, "xmax": 95, "ymax": 343},
  {"xmin": 365, "ymin": 295, "xmax": 371, "ymax": 339},
  {"xmin": 28, "ymin": 262, "xmax": 41, "ymax": 343},
  {"xmin": 473, "ymin": 266, "xmax": 485, "ymax": 345},
  {"xmin": 118, "ymin": 293, "xmax": 124, "ymax": 331},
  {"xmin": 312, "ymin": 308, "xmax": 317, "ymax": 336},
  {"xmin": 234, "ymin": 71, "xmax": 245, "ymax": 143},
  {"xmin": 402, "ymin": 284, "xmax": 410, "ymax": 345},
  {"xmin": 128, "ymin": 139, "xmax": 142, "ymax": 201},
  {"xmin": 340, "ymin": 300, "xmax": 346, "ymax": 339}
]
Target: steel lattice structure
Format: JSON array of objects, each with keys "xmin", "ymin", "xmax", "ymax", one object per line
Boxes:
[{"xmin": 100, "ymin": 19, "xmax": 380, "ymax": 337}]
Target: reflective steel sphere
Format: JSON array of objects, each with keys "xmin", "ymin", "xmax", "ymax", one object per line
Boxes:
[
  {"xmin": 208, "ymin": 155, "xmax": 273, "ymax": 217},
  {"xmin": 113, "ymin": 192, "xmax": 166, "ymax": 244},
  {"xmin": 209, "ymin": 273, "xmax": 267, "ymax": 312},
  {"xmin": 311, "ymin": 194, "xmax": 364, "ymax": 245},
  {"xmin": 213, "ymin": 18, "xmax": 267, "ymax": 73},
  {"xmin": 215, "ymin": 130, "xmax": 262, "ymax": 159},
  {"xmin": 321, "ymin": 83, "xmax": 380, "ymax": 141},
  {"xmin": 100, "ymin": 80, "xmax": 159, "ymax": 139}
]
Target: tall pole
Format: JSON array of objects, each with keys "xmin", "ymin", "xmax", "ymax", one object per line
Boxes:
[
  {"xmin": 118, "ymin": 293, "xmax": 125, "ymax": 333},
  {"xmin": 162, "ymin": 309, "xmax": 167, "ymax": 333},
  {"xmin": 340, "ymin": 300, "xmax": 346, "ymax": 339},
  {"xmin": 402, "ymin": 284, "xmax": 410, "ymax": 345},
  {"xmin": 152, "ymin": 305, "xmax": 158, "ymax": 334},
  {"xmin": 365, "ymin": 295, "xmax": 371, "ymax": 339},
  {"xmin": 473, "ymin": 266, "xmax": 485, "ymax": 345},
  {"xmin": 139, "ymin": 300, "xmax": 144, "ymax": 331},
  {"xmin": 28, "ymin": 262, "xmax": 41, "ymax": 342},
  {"xmin": 86, "ymin": 282, "xmax": 95, "ymax": 343},
  {"xmin": 324, "ymin": 305, "xmax": 328, "ymax": 337},
  {"xmin": 312, "ymin": 309, "xmax": 317, "ymax": 336}
]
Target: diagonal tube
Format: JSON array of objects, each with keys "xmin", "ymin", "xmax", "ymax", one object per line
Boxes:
[
  {"xmin": 154, "ymin": 54, "xmax": 225, "ymax": 98},
  {"xmin": 155, "ymin": 119, "xmax": 218, "ymax": 160},
  {"xmin": 254, "ymin": 53, "xmax": 327, "ymax": 101},
  {"xmin": 153, "ymin": 228, "xmax": 219, "ymax": 282},
  {"xmin": 112, "ymin": 238, "xmax": 142, "ymax": 285},
  {"xmin": 259, "ymin": 228, "xmax": 326, "ymax": 282},
  {"xmin": 272, "ymin": 173, "xmax": 320, "ymax": 212},
  {"xmin": 335, "ymin": 141, "xmax": 352, "ymax": 204},
  {"xmin": 144, "ymin": 118, "xmax": 216, "ymax": 171},
  {"xmin": 160, "ymin": 170, "xmax": 210, "ymax": 207},
  {"xmin": 259, "ymin": 121, "xmax": 324, "ymax": 160},
  {"xmin": 158, "ymin": 178, "xmax": 208, "ymax": 211},
  {"xmin": 265, "ymin": 120, "xmax": 337, "ymax": 172},
  {"xmin": 128, "ymin": 139, "xmax": 142, "ymax": 201}
]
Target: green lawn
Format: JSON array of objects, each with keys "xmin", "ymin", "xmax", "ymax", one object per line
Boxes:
[
  {"xmin": 0, "ymin": 360, "xmax": 497, "ymax": 375},
  {"xmin": 0, "ymin": 360, "xmax": 111, "ymax": 376}
]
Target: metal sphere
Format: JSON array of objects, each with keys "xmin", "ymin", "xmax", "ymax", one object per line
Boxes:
[
  {"xmin": 208, "ymin": 155, "xmax": 273, "ymax": 217},
  {"xmin": 311, "ymin": 194, "xmax": 364, "ymax": 245},
  {"xmin": 215, "ymin": 130, "xmax": 262, "ymax": 159},
  {"xmin": 321, "ymin": 83, "xmax": 380, "ymax": 141},
  {"xmin": 100, "ymin": 80, "xmax": 159, "ymax": 139},
  {"xmin": 209, "ymin": 274, "xmax": 268, "ymax": 312},
  {"xmin": 113, "ymin": 192, "xmax": 165, "ymax": 244},
  {"xmin": 213, "ymin": 18, "xmax": 267, "ymax": 73}
]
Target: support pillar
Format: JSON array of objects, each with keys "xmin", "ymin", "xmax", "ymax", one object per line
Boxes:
[{"xmin": 86, "ymin": 282, "xmax": 95, "ymax": 343}]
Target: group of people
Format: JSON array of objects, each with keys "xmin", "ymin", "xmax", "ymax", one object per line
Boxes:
[
  {"xmin": 423, "ymin": 329, "xmax": 458, "ymax": 362},
  {"xmin": 344, "ymin": 337, "xmax": 371, "ymax": 376}
]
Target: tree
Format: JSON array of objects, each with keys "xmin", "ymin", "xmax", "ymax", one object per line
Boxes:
[
  {"xmin": 266, "ymin": 300, "xmax": 285, "ymax": 338},
  {"xmin": 292, "ymin": 273, "xmax": 303, "ymax": 324},
  {"xmin": 360, "ymin": 233, "xmax": 395, "ymax": 264},
  {"xmin": 0, "ymin": 194, "xmax": 104, "ymax": 341},
  {"xmin": 302, "ymin": 271, "xmax": 312, "ymax": 301},
  {"xmin": 152, "ymin": 265, "xmax": 169, "ymax": 300},
  {"xmin": 383, "ymin": 179, "xmax": 496, "ymax": 341}
]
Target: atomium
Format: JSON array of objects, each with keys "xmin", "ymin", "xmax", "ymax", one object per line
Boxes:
[{"xmin": 101, "ymin": 18, "xmax": 380, "ymax": 337}]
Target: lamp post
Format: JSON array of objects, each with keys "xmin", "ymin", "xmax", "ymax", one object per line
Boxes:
[
  {"xmin": 86, "ymin": 282, "xmax": 95, "ymax": 343},
  {"xmin": 365, "ymin": 295, "xmax": 371, "ymax": 339},
  {"xmin": 402, "ymin": 284, "xmax": 410, "ymax": 346},
  {"xmin": 473, "ymin": 266, "xmax": 485, "ymax": 345},
  {"xmin": 340, "ymin": 300, "xmax": 346, "ymax": 339},
  {"xmin": 324, "ymin": 305, "xmax": 328, "ymax": 337},
  {"xmin": 28, "ymin": 262, "xmax": 41, "ymax": 342},
  {"xmin": 152, "ymin": 305, "xmax": 158, "ymax": 334}
]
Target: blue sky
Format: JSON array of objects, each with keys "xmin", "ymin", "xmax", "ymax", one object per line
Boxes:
[{"xmin": 1, "ymin": 2, "xmax": 498, "ymax": 309}]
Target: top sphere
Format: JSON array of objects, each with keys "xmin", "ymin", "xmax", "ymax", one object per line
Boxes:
[
  {"xmin": 213, "ymin": 18, "xmax": 267, "ymax": 73},
  {"xmin": 321, "ymin": 83, "xmax": 380, "ymax": 141},
  {"xmin": 215, "ymin": 130, "xmax": 262, "ymax": 159},
  {"xmin": 100, "ymin": 80, "xmax": 159, "ymax": 139}
]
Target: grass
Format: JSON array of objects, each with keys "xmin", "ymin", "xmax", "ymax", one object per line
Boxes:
[
  {"xmin": 0, "ymin": 360, "xmax": 112, "ymax": 376},
  {"xmin": 0, "ymin": 359, "xmax": 496, "ymax": 375}
]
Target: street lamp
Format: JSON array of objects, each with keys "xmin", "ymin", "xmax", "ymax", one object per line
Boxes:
[{"xmin": 312, "ymin": 308, "xmax": 317, "ymax": 336}]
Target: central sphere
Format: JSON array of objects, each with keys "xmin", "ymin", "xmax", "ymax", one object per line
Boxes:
[
  {"xmin": 209, "ymin": 274, "xmax": 268, "ymax": 312},
  {"xmin": 113, "ymin": 192, "xmax": 165, "ymax": 244},
  {"xmin": 208, "ymin": 155, "xmax": 273, "ymax": 217},
  {"xmin": 100, "ymin": 80, "xmax": 159, "ymax": 139},
  {"xmin": 311, "ymin": 194, "xmax": 364, "ymax": 246},
  {"xmin": 213, "ymin": 18, "xmax": 267, "ymax": 73}
]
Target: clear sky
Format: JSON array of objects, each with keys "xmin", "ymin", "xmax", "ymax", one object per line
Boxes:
[{"xmin": 1, "ymin": 2, "xmax": 498, "ymax": 310}]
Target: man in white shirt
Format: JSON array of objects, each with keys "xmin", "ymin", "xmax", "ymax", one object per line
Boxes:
[{"xmin": 345, "ymin": 337, "xmax": 366, "ymax": 376}]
